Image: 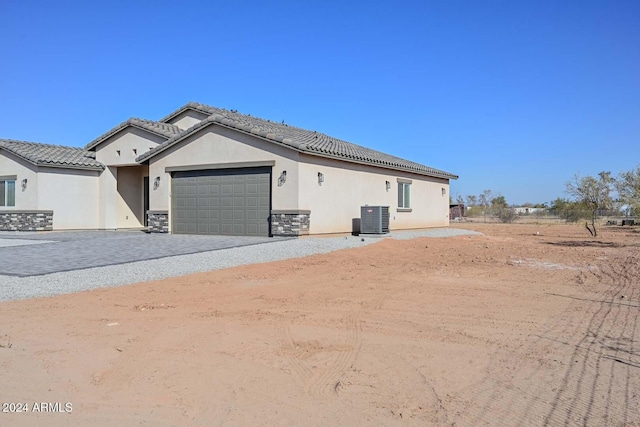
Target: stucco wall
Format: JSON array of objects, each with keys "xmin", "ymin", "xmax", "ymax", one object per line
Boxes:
[
  {"xmin": 37, "ymin": 167, "xmax": 100, "ymax": 229},
  {"xmin": 116, "ymin": 166, "xmax": 146, "ymax": 228},
  {"xmin": 298, "ymin": 154, "xmax": 450, "ymax": 234},
  {"xmin": 95, "ymin": 127, "xmax": 166, "ymax": 167},
  {"xmin": 166, "ymin": 110, "xmax": 209, "ymax": 130},
  {"xmin": 99, "ymin": 166, "xmax": 118, "ymax": 229},
  {"xmin": 0, "ymin": 150, "xmax": 38, "ymax": 209},
  {"xmin": 147, "ymin": 126, "xmax": 301, "ymax": 221}
]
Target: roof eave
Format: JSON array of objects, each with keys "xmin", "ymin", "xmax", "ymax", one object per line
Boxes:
[
  {"xmin": 137, "ymin": 120, "xmax": 458, "ymax": 180},
  {"xmin": 85, "ymin": 121, "xmax": 170, "ymax": 151},
  {"xmin": 0, "ymin": 145, "xmax": 39, "ymax": 167},
  {"xmin": 158, "ymin": 102, "xmax": 213, "ymax": 124},
  {"xmin": 37, "ymin": 162, "xmax": 105, "ymax": 171},
  {"xmin": 298, "ymin": 150, "xmax": 458, "ymax": 180}
]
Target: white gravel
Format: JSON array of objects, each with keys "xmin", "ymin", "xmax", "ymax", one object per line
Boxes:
[{"xmin": 0, "ymin": 228, "xmax": 481, "ymax": 302}]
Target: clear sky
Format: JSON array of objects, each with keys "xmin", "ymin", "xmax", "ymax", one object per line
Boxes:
[{"xmin": 1, "ymin": 1, "xmax": 638, "ymax": 205}]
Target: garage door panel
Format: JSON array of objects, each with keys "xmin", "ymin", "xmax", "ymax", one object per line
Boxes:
[
  {"xmin": 172, "ymin": 167, "xmax": 271, "ymax": 236},
  {"xmin": 221, "ymin": 197, "xmax": 233, "ymax": 208}
]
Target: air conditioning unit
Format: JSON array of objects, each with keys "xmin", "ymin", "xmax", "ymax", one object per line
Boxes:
[{"xmin": 360, "ymin": 206, "xmax": 390, "ymax": 234}]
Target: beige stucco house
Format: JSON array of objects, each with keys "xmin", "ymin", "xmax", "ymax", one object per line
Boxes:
[{"xmin": 0, "ymin": 102, "xmax": 458, "ymax": 236}]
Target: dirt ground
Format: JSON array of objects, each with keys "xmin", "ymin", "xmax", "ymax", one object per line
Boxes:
[{"xmin": 1, "ymin": 223, "xmax": 639, "ymax": 426}]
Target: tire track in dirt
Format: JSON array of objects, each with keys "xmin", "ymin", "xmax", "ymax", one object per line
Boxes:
[
  {"xmin": 275, "ymin": 323, "xmax": 314, "ymax": 383},
  {"xmin": 543, "ymin": 251, "xmax": 640, "ymax": 427},
  {"xmin": 456, "ymin": 251, "xmax": 638, "ymax": 427},
  {"xmin": 276, "ymin": 315, "xmax": 361, "ymax": 399},
  {"xmin": 308, "ymin": 315, "xmax": 361, "ymax": 399},
  {"xmin": 460, "ymin": 265, "xmax": 604, "ymax": 426}
]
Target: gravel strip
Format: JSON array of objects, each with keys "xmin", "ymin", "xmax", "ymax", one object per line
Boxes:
[
  {"xmin": 0, "ymin": 238, "xmax": 56, "ymax": 248},
  {"xmin": 0, "ymin": 228, "xmax": 481, "ymax": 302}
]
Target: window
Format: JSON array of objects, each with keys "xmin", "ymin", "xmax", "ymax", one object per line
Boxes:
[
  {"xmin": 398, "ymin": 181, "xmax": 411, "ymax": 209},
  {"xmin": 0, "ymin": 180, "xmax": 16, "ymax": 207}
]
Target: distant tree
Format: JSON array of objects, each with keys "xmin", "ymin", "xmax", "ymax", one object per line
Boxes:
[
  {"xmin": 491, "ymin": 195, "xmax": 508, "ymax": 209},
  {"xmin": 566, "ymin": 172, "xmax": 614, "ymax": 237},
  {"xmin": 549, "ymin": 197, "xmax": 590, "ymax": 222},
  {"xmin": 466, "ymin": 195, "xmax": 477, "ymax": 207},
  {"xmin": 478, "ymin": 190, "xmax": 493, "ymax": 222},
  {"xmin": 615, "ymin": 165, "xmax": 640, "ymax": 216},
  {"xmin": 456, "ymin": 195, "xmax": 465, "ymax": 205},
  {"xmin": 549, "ymin": 197, "xmax": 570, "ymax": 213}
]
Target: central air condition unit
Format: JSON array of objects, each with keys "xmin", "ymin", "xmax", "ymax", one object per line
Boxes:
[{"xmin": 360, "ymin": 206, "xmax": 390, "ymax": 234}]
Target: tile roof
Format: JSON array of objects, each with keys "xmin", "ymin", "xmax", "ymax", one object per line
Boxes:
[
  {"xmin": 0, "ymin": 139, "xmax": 104, "ymax": 170},
  {"xmin": 144, "ymin": 102, "xmax": 458, "ymax": 179},
  {"xmin": 85, "ymin": 118, "xmax": 183, "ymax": 150}
]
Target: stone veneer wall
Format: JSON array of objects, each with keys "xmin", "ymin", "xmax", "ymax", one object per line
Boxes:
[
  {"xmin": 0, "ymin": 210, "xmax": 53, "ymax": 231},
  {"xmin": 270, "ymin": 210, "xmax": 310, "ymax": 237},
  {"xmin": 147, "ymin": 210, "xmax": 169, "ymax": 233}
]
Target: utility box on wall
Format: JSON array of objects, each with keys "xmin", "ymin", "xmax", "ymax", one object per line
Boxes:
[{"xmin": 360, "ymin": 206, "xmax": 390, "ymax": 234}]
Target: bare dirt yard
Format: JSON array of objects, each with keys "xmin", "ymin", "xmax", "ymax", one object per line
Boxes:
[{"xmin": 1, "ymin": 223, "xmax": 639, "ymax": 426}]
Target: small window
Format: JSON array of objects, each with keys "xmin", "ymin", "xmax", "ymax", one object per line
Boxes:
[
  {"xmin": 0, "ymin": 180, "xmax": 16, "ymax": 207},
  {"xmin": 398, "ymin": 182, "xmax": 411, "ymax": 209}
]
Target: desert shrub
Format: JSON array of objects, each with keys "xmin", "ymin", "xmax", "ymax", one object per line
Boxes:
[{"xmin": 497, "ymin": 208, "xmax": 517, "ymax": 223}]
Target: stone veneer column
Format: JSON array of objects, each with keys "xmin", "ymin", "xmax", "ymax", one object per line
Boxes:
[
  {"xmin": 270, "ymin": 210, "xmax": 310, "ymax": 237},
  {"xmin": 0, "ymin": 210, "xmax": 54, "ymax": 231},
  {"xmin": 147, "ymin": 210, "xmax": 169, "ymax": 233}
]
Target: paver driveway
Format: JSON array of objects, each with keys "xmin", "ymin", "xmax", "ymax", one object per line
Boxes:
[{"xmin": 0, "ymin": 231, "xmax": 278, "ymax": 277}]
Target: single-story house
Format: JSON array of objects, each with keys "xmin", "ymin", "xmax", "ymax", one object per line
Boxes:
[{"xmin": 0, "ymin": 102, "xmax": 458, "ymax": 236}]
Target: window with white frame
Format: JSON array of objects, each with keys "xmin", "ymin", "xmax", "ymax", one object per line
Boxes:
[
  {"xmin": 0, "ymin": 179, "xmax": 16, "ymax": 207},
  {"xmin": 397, "ymin": 181, "xmax": 411, "ymax": 209}
]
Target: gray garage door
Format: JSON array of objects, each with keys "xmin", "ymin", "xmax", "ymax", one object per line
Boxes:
[{"xmin": 171, "ymin": 167, "xmax": 271, "ymax": 236}]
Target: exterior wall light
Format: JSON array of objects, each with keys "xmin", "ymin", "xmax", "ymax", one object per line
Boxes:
[
  {"xmin": 317, "ymin": 172, "xmax": 324, "ymax": 185},
  {"xmin": 21, "ymin": 178, "xmax": 28, "ymax": 191},
  {"xmin": 442, "ymin": 187, "xmax": 446, "ymax": 196},
  {"xmin": 154, "ymin": 176, "xmax": 161, "ymax": 190},
  {"xmin": 278, "ymin": 170, "xmax": 287, "ymax": 186},
  {"xmin": 385, "ymin": 180, "xmax": 391, "ymax": 191}
]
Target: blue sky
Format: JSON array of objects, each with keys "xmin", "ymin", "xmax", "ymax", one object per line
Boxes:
[{"xmin": 1, "ymin": 0, "xmax": 638, "ymax": 205}]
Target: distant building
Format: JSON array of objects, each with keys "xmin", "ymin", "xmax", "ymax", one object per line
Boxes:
[
  {"xmin": 449, "ymin": 204, "xmax": 465, "ymax": 220},
  {"xmin": 512, "ymin": 207, "xmax": 545, "ymax": 215}
]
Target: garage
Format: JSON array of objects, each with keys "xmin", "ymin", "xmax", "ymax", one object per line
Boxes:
[{"xmin": 171, "ymin": 167, "xmax": 271, "ymax": 236}]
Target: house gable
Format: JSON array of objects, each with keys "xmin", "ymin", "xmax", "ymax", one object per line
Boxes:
[
  {"xmin": 146, "ymin": 125, "xmax": 301, "ymax": 213},
  {"xmin": 94, "ymin": 127, "xmax": 168, "ymax": 167},
  {"xmin": 85, "ymin": 118, "xmax": 183, "ymax": 153},
  {"xmin": 163, "ymin": 109, "xmax": 209, "ymax": 130}
]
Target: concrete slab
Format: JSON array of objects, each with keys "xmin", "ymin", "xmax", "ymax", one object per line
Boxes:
[{"xmin": 0, "ymin": 231, "xmax": 281, "ymax": 277}]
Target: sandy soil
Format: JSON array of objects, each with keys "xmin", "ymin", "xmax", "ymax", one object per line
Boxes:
[{"xmin": 1, "ymin": 223, "xmax": 639, "ymax": 426}]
